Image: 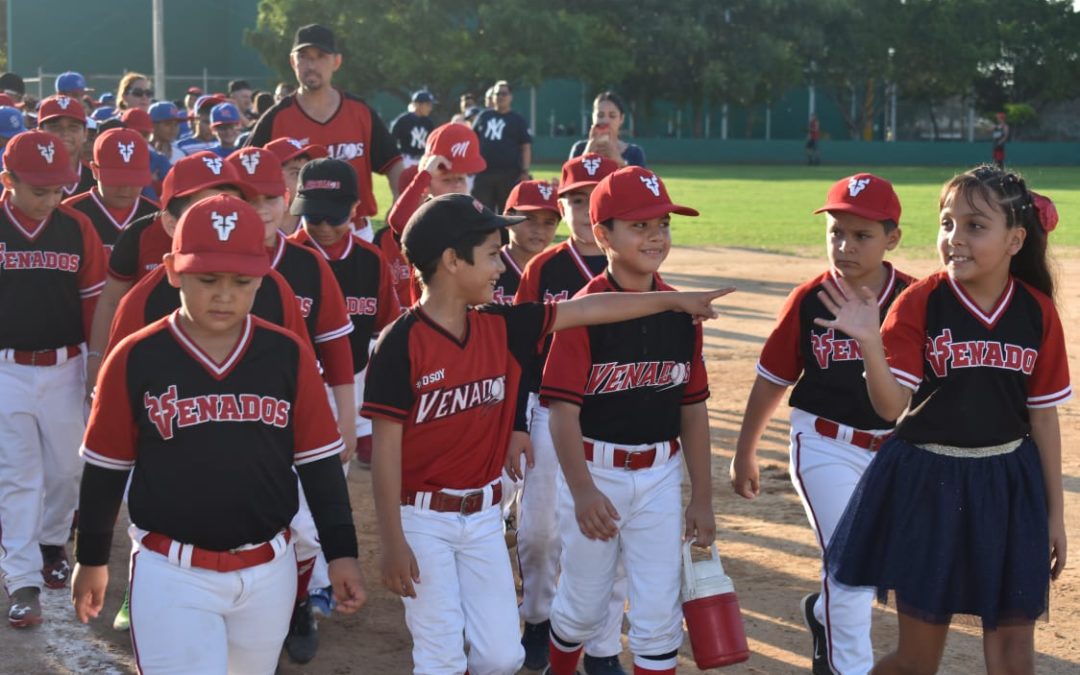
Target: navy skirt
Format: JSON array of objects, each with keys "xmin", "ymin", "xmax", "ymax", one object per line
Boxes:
[{"xmin": 825, "ymin": 436, "xmax": 1049, "ymax": 629}]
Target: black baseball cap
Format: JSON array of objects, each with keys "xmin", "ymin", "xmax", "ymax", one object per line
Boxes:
[
  {"xmin": 292, "ymin": 24, "xmax": 337, "ymax": 54},
  {"xmin": 290, "ymin": 158, "xmax": 358, "ymax": 222},
  {"xmin": 402, "ymin": 194, "xmax": 525, "ymax": 268},
  {"xmin": 0, "ymin": 72, "xmax": 25, "ymax": 96}
]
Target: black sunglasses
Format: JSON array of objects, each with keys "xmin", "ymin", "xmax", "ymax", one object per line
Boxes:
[
  {"xmin": 126, "ymin": 87, "xmax": 152, "ymax": 98},
  {"xmin": 305, "ymin": 213, "xmax": 351, "ymax": 227}
]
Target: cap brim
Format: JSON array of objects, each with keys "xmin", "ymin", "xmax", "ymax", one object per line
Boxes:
[
  {"xmin": 246, "ymin": 180, "xmax": 287, "ymax": 198},
  {"xmin": 291, "ymin": 42, "xmax": 337, "ymax": 54},
  {"xmin": 15, "ymin": 167, "xmax": 81, "ymax": 187},
  {"xmin": 504, "ymin": 203, "xmax": 557, "ymax": 213},
  {"xmin": 174, "ymin": 178, "xmax": 258, "ymax": 203},
  {"xmin": 97, "ymin": 166, "xmax": 153, "ymax": 187},
  {"xmin": 289, "ymin": 194, "xmax": 353, "ymax": 220},
  {"xmin": 611, "ymin": 202, "xmax": 699, "ymax": 221},
  {"xmin": 172, "ymin": 252, "xmax": 270, "ymax": 277},
  {"xmin": 557, "ymin": 180, "xmax": 600, "ymax": 196},
  {"xmin": 38, "ymin": 113, "xmax": 86, "ymax": 125},
  {"xmin": 447, "ymin": 156, "xmax": 486, "ymax": 174},
  {"xmin": 812, "ymin": 202, "xmax": 894, "ymax": 222}
]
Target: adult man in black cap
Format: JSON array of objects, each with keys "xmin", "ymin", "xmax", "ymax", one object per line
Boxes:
[{"xmin": 247, "ymin": 24, "xmax": 403, "ymax": 242}]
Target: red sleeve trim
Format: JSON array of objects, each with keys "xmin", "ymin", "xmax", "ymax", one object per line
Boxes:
[
  {"xmin": 1028, "ymin": 386, "xmax": 1072, "ymax": 408},
  {"xmin": 377, "ymin": 154, "xmax": 404, "ymax": 175},
  {"xmin": 681, "ymin": 388, "xmax": 710, "ymax": 405},
  {"xmin": 756, "ymin": 362, "xmax": 796, "ymax": 387},
  {"xmin": 79, "ymin": 446, "xmax": 134, "ymax": 470},
  {"xmin": 538, "ymin": 386, "xmax": 583, "ymax": 407}
]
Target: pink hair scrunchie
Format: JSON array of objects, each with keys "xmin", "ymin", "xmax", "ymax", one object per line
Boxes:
[{"xmin": 1030, "ymin": 192, "xmax": 1058, "ymax": 233}]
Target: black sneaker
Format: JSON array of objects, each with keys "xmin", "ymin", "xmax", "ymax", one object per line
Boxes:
[
  {"xmin": 284, "ymin": 599, "xmax": 318, "ymax": 664},
  {"xmin": 801, "ymin": 592, "xmax": 830, "ymax": 675},
  {"xmin": 521, "ymin": 619, "xmax": 551, "ymax": 671},
  {"xmin": 583, "ymin": 653, "xmax": 626, "ymax": 675},
  {"xmin": 8, "ymin": 587, "xmax": 42, "ymax": 628},
  {"xmin": 41, "ymin": 545, "xmax": 71, "ymax": 589}
]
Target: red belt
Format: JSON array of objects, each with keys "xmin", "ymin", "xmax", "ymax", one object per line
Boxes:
[
  {"xmin": 813, "ymin": 418, "xmax": 889, "ymax": 452},
  {"xmin": 583, "ymin": 439, "xmax": 681, "ymax": 470},
  {"xmin": 402, "ymin": 483, "xmax": 502, "ymax": 515},
  {"xmin": 5, "ymin": 345, "xmax": 82, "ymax": 366},
  {"xmin": 140, "ymin": 530, "xmax": 289, "ymax": 573}
]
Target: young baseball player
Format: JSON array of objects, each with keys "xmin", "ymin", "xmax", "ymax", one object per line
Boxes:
[
  {"xmin": 37, "ymin": 95, "xmax": 96, "ymax": 198},
  {"xmin": 540, "ymin": 167, "xmax": 715, "ymax": 675},
  {"xmin": 208, "ymin": 102, "xmax": 244, "ymax": 158},
  {"xmin": 263, "ymin": 136, "xmax": 328, "ymax": 233},
  {"xmin": 71, "ymin": 194, "xmax": 366, "ymax": 673},
  {"xmin": 1, "ymin": 131, "xmax": 106, "ymax": 628},
  {"xmin": 363, "ymin": 193, "xmax": 729, "ymax": 675},
  {"xmin": 513, "ymin": 152, "xmax": 621, "ymax": 673},
  {"xmin": 493, "ymin": 179, "xmax": 560, "ymax": 306},
  {"xmin": 176, "ymin": 95, "xmax": 226, "ymax": 156},
  {"xmin": 729, "ymin": 174, "xmax": 913, "ymax": 675},
  {"xmin": 373, "ymin": 165, "xmax": 419, "ymax": 308},
  {"xmin": 63, "ymin": 128, "xmax": 159, "ymax": 255},
  {"xmin": 0, "ymin": 105, "xmax": 27, "ymax": 161},
  {"xmin": 819, "ymin": 166, "xmax": 1069, "ymax": 673}
]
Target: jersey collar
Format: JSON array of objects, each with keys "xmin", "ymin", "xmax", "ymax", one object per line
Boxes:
[
  {"xmin": 828, "ymin": 261, "xmax": 897, "ymax": 309},
  {"xmin": 946, "ymin": 274, "xmax": 1015, "ymax": 330},
  {"xmin": 167, "ymin": 312, "xmax": 254, "ymax": 380},
  {"xmin": 2, "ymin": 199, "xmax": 50, "ymax": 241},
  {"xmin": 90, "ymin": 189, "xmax": 141, "ymax": 232},
  {"xmin": 269, "ymin": 231, "xmax": 288, "ymax": 269},
  {"xmin": 566, "ymin": 240, "xmax": 596, "ymax": 281},
  {"xmin": 306, "ymin": 232, "xmax": 354, "ymax": 261},
  {"xmin": 500, "ymin": 247, "xmax": 523, "ymax": 280}
]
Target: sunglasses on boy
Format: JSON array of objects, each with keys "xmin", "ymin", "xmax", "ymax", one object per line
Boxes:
[{"xmin": 304, "ymin": 213, "xmax": 351, "ymax": 227}]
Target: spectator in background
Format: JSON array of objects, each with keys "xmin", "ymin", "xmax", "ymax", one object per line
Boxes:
[
  {"xmin": 274, "ymin": 82, "xmax": 296, "ymax": 104},
  {"xmin": 390, "ymin": 90, "xmax": 436, "ymax": 168},
  {"xmin": 451, "ymin": 91, "xmax": 477, "ymax": 124},
  {"xmin": 117, "ymin": 73, "xmax": 153, "ymax": 112},
  {"xmin": 806, "ymin": 114, "xmax": 821, "ymax": 166},
  {"xmin": 207, "ymin": 102, "xmax": 243, "ymax": 157},
  {"xmin": 55, "ymin": 71, "xmax": 93, "ymax": 101},
  {"xmin": 569, "ymin": 91, "xmax": 645, "ymax": 168},
  {"xmin": 991, "ymin": 111, "xmax": 1009, "ymax": 169},
  {"xmin": 228, "ymin": 79, "xmax": 255, "ymax": 123},
  {"xmin": 0, "ymin": 72, "xmax": 25, "ymax": 105},
  {"xmin": 254, "ymin": 91, "xmax": 274, "ymax": 118},
  {"xmin": 484, "ymin": 86, "xmax": 496, "ymax": 109},
  {"xmin": 177, "ymin": 94, "xmax": 226, "ymax": 155},
  {"xmin": 472, "ymin": 80, "xmax": 532, "ymax": 213},
  {"xmin": 148, "ymin": 101, "xmax": 186, "ymax": 162}
]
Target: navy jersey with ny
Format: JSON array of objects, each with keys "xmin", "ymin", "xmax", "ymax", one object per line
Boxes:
[
  {"xmin": 758, "ymin": 263, "xmax": 914, "ymax": 430},
  {"xmin": 390, "ymin": 112, "xmax": 435, "ymax": 159},
  {"xmin": 882, "ymin": 271, "xmax": 1071, "ymax": 447},
  {"xmin": 541, "ymin": 272, "xmax": 709, "ymax": 445}
]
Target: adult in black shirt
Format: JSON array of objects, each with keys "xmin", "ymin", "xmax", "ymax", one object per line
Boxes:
[
  {"xmin": 472, "ymin": 80, "xmax": 532, "ymax": 213},
  {"xmin": 390, "ymin": 90, "xmax": 437, "ymax": 167}
]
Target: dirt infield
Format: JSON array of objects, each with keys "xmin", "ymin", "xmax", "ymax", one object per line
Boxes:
[{"xmin": 4, "ymin": 246, "xmax": 1079, "ymax": 674}]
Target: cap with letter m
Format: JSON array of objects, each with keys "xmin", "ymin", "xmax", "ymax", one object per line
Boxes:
[
  {"xmin": 424, "ymin": 123, "xmax": 485, "ymax": 174},
  {"xmin": 171, "ymin": 194, "xmax": 270, "ymax": 276}
]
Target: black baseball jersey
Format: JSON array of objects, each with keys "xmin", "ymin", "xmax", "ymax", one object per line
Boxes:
[
  {"xmin": 267, "ymin": 231, "xmax": 353, "ymax": 347},
  {"xmin": 758, "ymin": 263, "xmax": 914, "ymax": 430},
  {"xmin": 0, "ymin": 197, "xmax": 106, "ymax": 350},
  {"xmin": 492, "ymin": 248, "xmax": 523, "ymax": 306},
  {"xmin": 390, "ymin": 112, "xmax": 436, "ymax": 159},
  {"xmin": 373, "ymin": 226, "xmax": 412, "ymax": 309},
  {"xmin": 63, "ymin": 163, "xmax": 96, "ymax": 199},
  {"xmin": 291, "ymin": 230, "xmax": 401, "ymax": 372},
  {"xmin": 472, "ymin": 109, "xmax": 532, "ymax": 172},
  {"xmin": 108, "ymin": 212, "xmax": 171, "ymax": 282},
  {"xmin": 82, "ymin": 313, "xmax": 347, "ymax": 551},
  {"xmin": 883, "ymin": 271, "xmax": 1071, "ymax": 446},
  {"xmin": 362, "ymin": 302, "xmax": 556, "ymax": 492},
  {"xmin": 541, "ymin": 272, "xmax": 708, "ymax": 445},
  {"xmin": 63, "ymin": 189, "xmax": 160, "ymax": 253}
]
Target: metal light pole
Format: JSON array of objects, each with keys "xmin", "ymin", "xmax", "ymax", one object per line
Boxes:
[{"xmin": 153, "ymin": 0, "xmax": 166, "ymax": 100}]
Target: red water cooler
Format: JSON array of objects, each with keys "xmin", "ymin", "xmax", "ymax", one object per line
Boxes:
[{"xmin": 681, "ymin": 542, "xmax": 750, "ymax": 669}]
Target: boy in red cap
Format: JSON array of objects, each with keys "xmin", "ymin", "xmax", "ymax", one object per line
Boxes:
[
  {"xmin": 37, "ymin": 95, "xmax": 96, "ymax": 197},
  {"xmin": 263, "ymin": 136, "xmax": 328, "ymax": 234},
  {"xmin": 63, "ymin": 128, "xmax": 159, "ymax": 254},
  {"xmin": 730, "ymin": 173, "xmax": 912, "ymax": 675},
  {"xmin": 0, "ymin": 130, "xmax": 106, "ymax": 628},
  {"xmin": 494, "ymin": 179, "xmax": 560, "ymax": 306},
  {"xmin": 541, "ymin": 167, "xmax": 716, "ymax": 675},
  {"xmin": 364, "ymin": 193, "xmax": 730, "ymax": 675},
  {"xmin": 72, "ymin": 194, "xmax": 366, "ymax": 673}
]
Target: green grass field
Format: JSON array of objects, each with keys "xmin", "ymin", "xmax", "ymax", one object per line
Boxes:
[{"xmin": 372, "ymin": 164, "xmax": 1080, "ymax": 257}]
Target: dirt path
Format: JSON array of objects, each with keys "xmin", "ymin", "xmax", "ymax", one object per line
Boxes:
[{"xmin": 5, "ymin": 246, "xmax": 1079, "ymax": 674}]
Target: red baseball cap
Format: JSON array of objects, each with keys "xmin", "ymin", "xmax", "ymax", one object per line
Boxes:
[
  {"xmin": 226, "ymin": 147, "xmax": 286, "ymax": 197},
  {"xmin": 813, "ymin": 173, "xmax": 901, "ymax": 225},
  {"xmin": 93, "ymin": 128, "xmax": 152, "ymax": 187},
  {"xmin": 559, "ymin": 153, "xmax": 619, "ymax": 196},
  {"xmin": 263, "ymin": 137, "xmax": 328, "ymax": 164},
  {"xmin": 0, "ymin": 94, "xmax": 14, "ymax": 107},
  {"xmin": 2, "ymin": 131, "xmax": 80, "ymax": 186},
  {"xmin": 37, "ymin": 95, "xmax": 86, "ymax": 125},
  {"xmin": 397, "ymin": 164, "xmax": 419, "ymax": 194},
  {"xmin": 425, "ymin": 123, "xmax": 486, "ymax": 174},
  {"xmin": 119, "ymin": 108, "xmax": 153, "ymax": 135},
  {"xmin": 186, "ymin": 86, "xmax": 204, "ymax": 96},
  {"xmin": 589, "ymin": 167, "xmax": 698, "ymax": 224},
  {"xmin": 160, "ymin": 151, "xmax": 256, "ymax": 208},
  {"xmin": 171, "ymin": 194, "xmax": 270, "ymax": 277},
  {"xmin": 194, "ymin": 94, "xmax": 228, "ymax": 115},
  {"xmin": 505, "ymin": 179, "xmax": 559, "ymax": 214}
]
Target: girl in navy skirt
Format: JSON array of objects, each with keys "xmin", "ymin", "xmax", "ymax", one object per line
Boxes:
[{"xmin": 815, "ymin": 165, "xmax": 1069, "ymax": 674}]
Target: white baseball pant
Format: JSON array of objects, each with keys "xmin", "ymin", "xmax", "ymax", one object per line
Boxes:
[
  {"xmin": 127, "ymin": 530, "xmax": 296, "ymax": 675},
  {"xmin": 0, "ymin": 355, "xmax": 85, "ymax": 593},
  {"xmin": 789, "ymin": 408, "xmax": 880, "ymax": 675},
  {"xmin": 549, "ymin": 444, "xmax": 684, "ymax": 671},
  {"xmin": 400, "ymin": 488, "xmax": 524, "ymax": 675}
]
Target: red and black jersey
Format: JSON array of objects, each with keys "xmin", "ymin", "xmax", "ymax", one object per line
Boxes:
[
  {"xmin": 514, "ymin": 240, "xmax": 606, "ymax": 305},
  {"xmin": 291, "ymin": 230, "xmax": 401, "ymax": 372},
  {"xmin": 63, "ymin": 189, "xmax": 160, "ymax": 254},
  {"xmin": 105, "ymin": 265, "xmax": 311, "ymax": 355},
  {"xmin": 882, "ymin": 271, "xmax": 1071, "ymax": 446},
  {"xmin": 108, "ymin": 212, "xmax": 170, "ymax": 282},
  {"xmin": 541, "ymin": 272, "xmax": 709, "ymax": 445},
  {"xmin": 246, "ymin": 91, "xmax": 401, "ymax": 218},
  {"xmin": 0, "ymin": 196, "xmax": 106, "ymax": 350},
  {"xmin": 62, "ymin": 163, "xmax": 96, "ymax": 199},
  {"xmin": 82, "ymin": 313, "xmax": 345, "ymax": 551},
  {"xmin": 492, "ymin": 248, "xmax": 524, "ymax": 306},
  {"xmin": 757, "ymin": 263, "xmax": 914, "ymax": 430},
  {"xmin": 373, "ymin": 226, "xmax": 412, "ymax": 309},
  {"xmin": 267, "ymin": 231, "xmax": 352, "ymax": 347},
  {"xmin": 362, "ymin": 302, "xmax": 556, "ymax": 492}
]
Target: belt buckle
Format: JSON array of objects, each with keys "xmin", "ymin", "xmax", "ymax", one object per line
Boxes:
[
  {"xmin": 30, "ymin": 349, "xmax": 52, "ymax": 366},
  {"xmin": 459, "ymin": 490, "xmax": 484, "ymax": 514},
  {"xmin": 622, "ymin": 450, "xmax": 635, "ymax": 470}
]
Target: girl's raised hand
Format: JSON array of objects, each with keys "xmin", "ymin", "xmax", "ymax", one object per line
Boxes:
[{"xmin": 813, "ymin": 277, "xmax": 880, "ymax": 343}]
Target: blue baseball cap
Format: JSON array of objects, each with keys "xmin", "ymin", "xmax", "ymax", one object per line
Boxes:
[
  {"xmin": 149, "ymin": 101, "xmax": 185, "ymax": 123},
  {"xmin": 55, "ymin": 71, "xmax": 92, "ymax": 95},
  {"xmin": 99, "ymin": 92, "xmax": 116, "ymax": 106},
  {"xmin": 0, "ymin": 106, "xmax": 26, "ymax": 139},
  {"xmin": 411, "ymin": 90, "xmax": 435, "ymax": 104},
  {"xmin": 90, "ymin": 106, "xmax": 117, "ymax": 122},
  {"xmin": 210, "ymin": 102, "xmax": 241, "ymax": 127}
]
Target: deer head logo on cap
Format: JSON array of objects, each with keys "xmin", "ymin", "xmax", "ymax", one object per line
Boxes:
[
  {"xmin": 640, "ymin": 174, "xmax": 661, "ymax": 197},
  {"xmin": 582, "ymin": 157, "xmax": 601, "ymax": 176},
  {"xmin": 118, "ymin": 142, "xmax": 135, "ymax": 163},
  {"xmin": 202, "ymin": 156, "xmax": 224, "ymax": 175},
  {"xmin": 240, "ymin": 152, "xmax": 261, "ymax": 175},
  {"xmin": 211, "ymin": 211, "xmax": 238, "ymax": 241},
  {"xmin": 37, "ymin": 142, "xmax": 56, "ymax": 164},
  {"xmin": 537, "ymin": 183, "xmax": 554, "ymax": 201},
  {"xmin": 848, "ymin": 177, "xmax": 871, "ymax": 197}
]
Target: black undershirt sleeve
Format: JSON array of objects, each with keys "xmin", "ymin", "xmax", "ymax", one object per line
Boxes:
[
  {"xmin": 297, "ymin": 455, "xmax": 359, "ymax": 560},
  {"xmin": 74, "ymin": 464, "xmax": 131, "ymax": 566}
]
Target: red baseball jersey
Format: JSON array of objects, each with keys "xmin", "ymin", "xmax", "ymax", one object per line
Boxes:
[
  {"xmin": 362, "ymin": 303, "xmax": 556, "ymax": 492},
  {"xmin": 246, "ymin": 91, "xmax": 401, "ymax": 218},
  {"xmin": 82, "ymin": 313, "xmax": 345, "ymax": 551},
  {"xmin": 63, "ymin": 189, "xmax": 160, "ymax": 254},
  {"xmin": 757, "ymin": 263, "xmax": 914, "ymax": 430},
  {"xmin": 291, "ymin": 230, "xmax": 401, "ymax": 372},
  {"xmin": 373, "ymin": 226, "xmax": 412, "ymax": 309},
  {"xmin": 882, "ymin": 271, "xmax": 1071, "ymax": 446},
  {"xmin": 492, "ymin": 248, "xmax": 523, "ymax": 306},
  {"xmin": 541, "ymin": 272, "xmax": 709, "ymax": 445},
  {"xmin": 105, "ymin": 265, "xmax": 311, "ymax": 355},
  {"xmin": 0, "ymin": 196, "xmax": 106, "ymax": 350},
  {"xmin": 107, "ymin": 212, "xmax": 171, "ymax": 282}
]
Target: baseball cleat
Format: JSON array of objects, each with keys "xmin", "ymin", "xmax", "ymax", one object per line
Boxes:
[
  {"xmin": 41, "ymin": 545, "xmax": 71, "ymax": 589},
  {"xmin": 8, "ymin": 587, "xmax": 43, "ymax": 628},
  {"xmin": 801, "ymin": 592, "xmax": 830, "ymax": 675},
  {"xmin": 308, "ymin": 585, "xmax": 336, "ymax": 618},
  {"xmin": 583, "ymin": 653, "xmax": 627, "ymax": 675},
  {"xmin": 521, "ymin": 619, "xmax": 551, "ymax": 670},
  {"xmin": 284, "ymin": 598, "xmax": 319, "ymax": 663},
  {"xmin": 113, "ymin": 590, "xmax": 131, "ymax": 631}
]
